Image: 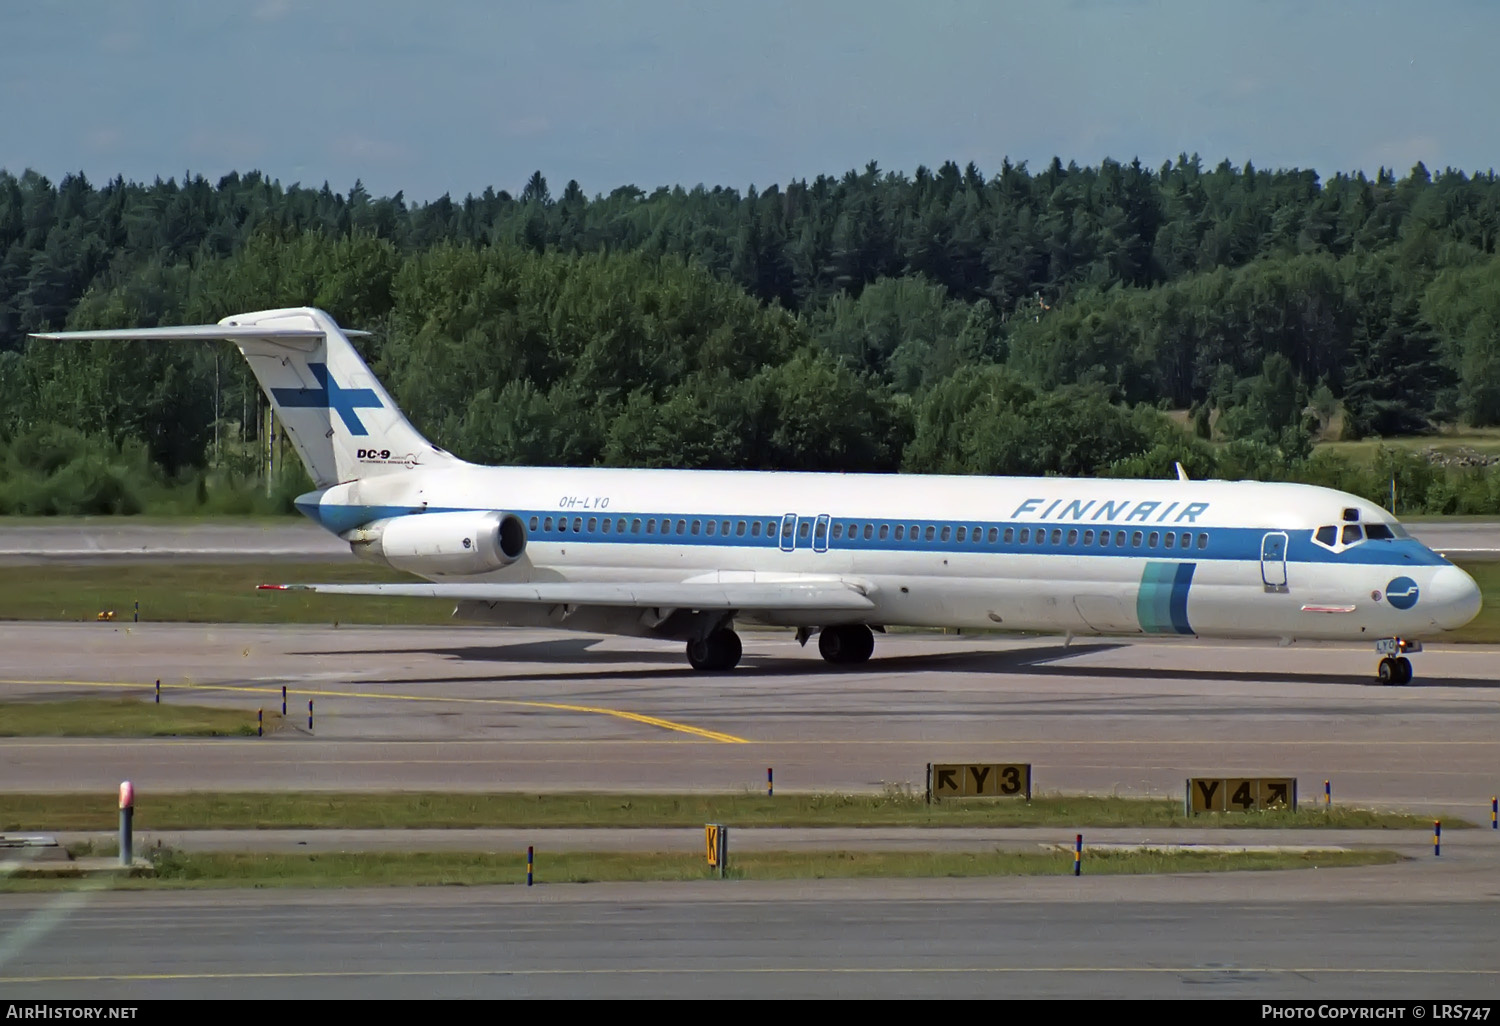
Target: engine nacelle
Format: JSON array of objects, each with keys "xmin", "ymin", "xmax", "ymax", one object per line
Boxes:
[{"xmin": 352, "ymin": 510, "xmax": 527, "ymax": 576}]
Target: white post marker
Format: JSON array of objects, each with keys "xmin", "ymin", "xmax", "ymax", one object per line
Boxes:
[{"xmin": 119, "ymin": 781, "xmax": 134, "ymax": 867}]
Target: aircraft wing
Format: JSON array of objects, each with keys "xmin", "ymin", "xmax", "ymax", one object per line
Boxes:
[{"xmin": 257, "ymin": 579, "xmax": 876, "ymax": 611}]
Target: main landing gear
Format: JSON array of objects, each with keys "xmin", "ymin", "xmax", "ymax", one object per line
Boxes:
[
  {"xmin": 1375, "ymin": 638, "xmax": 1420, "ymax": 685},
  {"xmin": 817, "ymin": 624, "xmax": 875, "ymax": 665},
  {"xmin": 687, "ymin": 628, "xmax": 742, "ymax": 672}
]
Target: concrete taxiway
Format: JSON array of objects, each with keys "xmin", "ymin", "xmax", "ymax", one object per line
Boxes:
[
  {"xmin": 1, "ymin": 623, "xmax": 1497, "ymax": 815},
  {"xmin": 3, "ymin": 620, "xmax": 1499, "ymax": 1000},
  {"xmin": 2, "ymin": 873, "xmax": 1498, "ymax": 999}
]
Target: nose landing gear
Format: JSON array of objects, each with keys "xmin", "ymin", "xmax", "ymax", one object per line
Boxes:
[{"xmin": 1374, "ymin": 638, "xmax": 1420, "ymax": 685}]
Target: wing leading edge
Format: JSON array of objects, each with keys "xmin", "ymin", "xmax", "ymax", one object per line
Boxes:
[{"xmin": 257, "ymin": 580, "xmax": 876, "ymax": 611}]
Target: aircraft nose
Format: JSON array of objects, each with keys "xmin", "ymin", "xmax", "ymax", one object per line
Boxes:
[{"xmin": 1428, "ymin": 565, "xmax": 1483, "ymax": 631}]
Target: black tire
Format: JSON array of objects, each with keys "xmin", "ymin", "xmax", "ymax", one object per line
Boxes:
[
  {"xmin": 819, "ymin": 625, "xmax": 874, "ymax": 664},
  {"xmin": 1395, "ymin": 656, "xmax": 1413, "ymax": 685},
  {"xmin": 687, "ymin": 629, "xmax": 742, "ymax": 671},
  {"xmin": 1377, "ymin": 658, "xmax": 1395, "ymax": 684},
  {"xmin": 712, "ymin": 629, "xmax": 743, "ymax": 670}
]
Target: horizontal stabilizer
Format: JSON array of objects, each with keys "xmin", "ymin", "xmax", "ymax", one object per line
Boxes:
[
  {"xmin": 31, "ymin": 325, "xmax": 326, "ymax": 343},
  {"xmin": 259, "ymin": 580, "xmax": 877, "ymax": 611}
]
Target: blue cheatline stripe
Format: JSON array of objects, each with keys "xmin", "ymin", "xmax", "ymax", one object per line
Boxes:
[
  {"xmin": 294, "ymin": 501, "xmax": 1446, "ymax": 570},
  {"xmin": 1137, "ymin": 562, "xmax": 1195, "ymax": 635}
]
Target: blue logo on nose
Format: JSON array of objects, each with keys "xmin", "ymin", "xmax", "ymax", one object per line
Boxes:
[{"xmin": 1386, "ymin": 576, "xmax": 1420, "ymax": 610}]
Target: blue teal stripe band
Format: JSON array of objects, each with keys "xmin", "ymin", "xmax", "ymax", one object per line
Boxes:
[{"xmin": 1138, "ymin": 561, "xmax": 1195, "ymax": 635}]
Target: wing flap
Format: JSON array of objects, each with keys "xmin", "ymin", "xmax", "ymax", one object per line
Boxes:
[{"xmin": 259, "ymin": 580, "xmax": 876, "ymax": 611}]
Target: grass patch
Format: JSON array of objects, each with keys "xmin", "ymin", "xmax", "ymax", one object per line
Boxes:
[
  {"xmin": 0, "ymin": 791, "xmax": 1461, "ymax": 832},
  {"xmin": 0, "ymin": 698, "xmax": 273, "ymax": 737},
  {"xmin": 0, "ymin": 561, "xmax": 446, "ymax": 625},
  {"xmin": 0, "ymin": 847, "xmax": 1403, "ymax": 892}
]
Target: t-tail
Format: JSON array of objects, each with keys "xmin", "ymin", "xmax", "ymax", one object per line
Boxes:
[{"xmin": 33, "ymin": 307, "xmax": 458, "ymax": 488}]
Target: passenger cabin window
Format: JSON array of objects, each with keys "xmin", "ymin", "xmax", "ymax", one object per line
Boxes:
[
  {"xmin": 736, "ymin": 521, "xmax": 746, "ymax": 536},
  {"xmin": 864, "ymin": 524, "xmax": 874, "ymax": 540},
  {"xmin": 1002, "ymin": 528, "xmax": 1013, "ymax": 543},
  {"xmin": 1148, "ymin": 531, "xmax": 1159, "ymax": 548},
  {"xmin": 1315, "ymin": 526, "xmax": 1337, "ymax": 546},
  {"xmin": 1018, "ymin": 528, "xmax": 1029, "ymax": 543},
  {"xmin": 1098, "ymin": 531, "xmax": 1109, "ymax": 547},
  {"xmin": 1067, "ymin": 529, "xmax": 1078, "ymax": 545},
  {"xmin": 894, "ymin": 525, "xmax": 904, "ymax": 540},
  {"xmin": 572, "ymin": 517, "xmax": 582, "ymax": 532},
  {"xmin": 721, "ymin": 520, "xmax": 730, "ymax": 535},
  {"xmin": 705, "ymin": 520, "xmax": 716, "ymax": 536},
  {"xmin": 1196, "ymin": 533, "xmax": 1208, "ymax": 549},
  {"xmin": 529, "ymin": 516, "xmax": 539, "ymax": 531},
  {"xmin": 955, "ymin": 526, "xmax": 965, "ymax": 542},
  {"xmin": 646, "ymin": 519, "xmax": 656, "ymax": 534},
  {"xmin": 1035, "ymin": 531, "xmax": 1045, "ymax": 546},
  {"xmin": 544, "ymin": 516, "xmax": 554, "ymax": 531},
  {"xmin": 1163, "ymin": 532, "xmax": 1174, "ymax": 549},
  {"xmin": 925, "ymin": 525, "xmax": 936, "ymax": 542},
  {"xmin": 832, "ymin": 523, "xmax": 842, "ymax": 540},
  {"xmin": 798, "ymin": 521, "xmax": 810, "ymax": 539},
  {"xmin": 751, "ymin": 521, "xmax": 761, "ymax": 537},
  {"xmin": 588, "ymin": 517, "xmax": 597, "ymax": 532},
  {"xmin": 1083, "ymin": 530, "xmax": 1094, "ymax": 545},
  {"xmin": 941, "ymin": 526, "xmax": 952, "ymax": 542},
  {"xmin": 676, "ymin": 519, "xmax": 687, "ymax": 534},
  {"xmin": 1131, "ymin": 531, "xmax": 1143, "ymax": 547},
  {"xmin": 631, "ymin": 518, "xmax": 642, "ymax": 533},
  {"xmin": 1049, "ymin": 529, "xmax": 1061, "ymax": 545},
  {"xmin": 602, "ymin": 519, "xmax": 611, "ymax": 534}
]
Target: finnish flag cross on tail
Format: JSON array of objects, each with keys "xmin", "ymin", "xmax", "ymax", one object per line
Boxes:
[{"xmin": 32, "ymin": 307, "xmax": 458, "ymax": 488}]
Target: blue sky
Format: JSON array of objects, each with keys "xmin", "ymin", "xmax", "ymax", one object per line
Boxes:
[{"xmin": 4, "ymin": 0, "xmax": 1495, "ymax": 202}]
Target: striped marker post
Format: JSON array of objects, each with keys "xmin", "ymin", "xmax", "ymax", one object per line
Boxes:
[
  {"xmin": 767, "ymin": 767, "xmax": 773, "ymax": 797},
  {"xmin": 1491, "ymin": 796, "xmax": 1497, "ymax": 830},
  {"xmin": 154, "ymin": 679, "xmax": 160, "ymax": 704},
  {"xmin": 308, "ymin": 700, "xmax": 314, "ymax": 732},
  {"xmin": 1434, "ymin": 820, "xmax": 1441, "ymax": 857},
  {"xmin": 1324, "ymin": 780, "xmax": 1331, "ymax": 810},
  {"xmin": 1074, "ymin": 834, "xmax": 1082, "ymax": 877},
  {"xmin": 133, "ymin": 600, "xmax": 139, "ymax": 623},
  {"xmin": 527, "ymin": 846, "xmax": 534, "ymax": 887},
  {"xmin": 282, "ymin": 686, "xmax": 287, "ymax": 717},
  {"xmin": 257, "ymin": 709, "xmax": 263, "ymax": 737}
]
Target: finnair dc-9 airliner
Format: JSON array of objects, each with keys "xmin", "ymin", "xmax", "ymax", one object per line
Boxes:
[{"xmin": 36, "ymin": 307, "xmax": 1482, "ymax": 683}]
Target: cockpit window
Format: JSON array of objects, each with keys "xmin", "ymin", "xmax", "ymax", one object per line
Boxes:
[
  {"xmin": 1365, "ymin": 524, "xmax": 1394, "ymax": 540},
  {"xmin": 1315, "ymin": 526, "xmax": 1337, "ymax": 546},
  {"xmin": 1342, "ymin": 524, "xmax": 1363, "ymax": 545}
]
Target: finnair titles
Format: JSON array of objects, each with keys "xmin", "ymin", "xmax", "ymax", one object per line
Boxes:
[{"xmin": 35, "ymin": 307, "xmax": 1482, "ymax": 683}]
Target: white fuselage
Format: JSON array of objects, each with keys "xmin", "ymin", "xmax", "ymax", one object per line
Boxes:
[{"xmin": 299, "ymin": 464, "xmax": 1482, "ymax": 643}]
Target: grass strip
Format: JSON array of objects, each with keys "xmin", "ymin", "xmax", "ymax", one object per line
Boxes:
[
  {"xmin": 0, "ymin": 847, "xmax": 1403, "ymax": 892},
  {"xmin": 0, "ymin": 791, "xmax": 1463, "ymax": 832},
  {"xmin": 0, "ymin": 699, "xmax": 275, "ymax": 738},
  {"xmin": 0, "ymin": 562, "xmax": 442, "ymax": 625}
]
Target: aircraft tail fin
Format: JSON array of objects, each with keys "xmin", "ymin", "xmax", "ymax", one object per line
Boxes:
[{"xmin": 32, "ymin": 307, "xmax": 459, "ymax": 489}]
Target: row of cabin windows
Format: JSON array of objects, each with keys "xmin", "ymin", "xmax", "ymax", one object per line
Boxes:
[
  {"xmin": 529, "ymin": 515, "xmax": 781, "ymax": 537},
  {"xmin": 525, "ymin": 514, "xmax": 1209, "ymax": 551}
]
